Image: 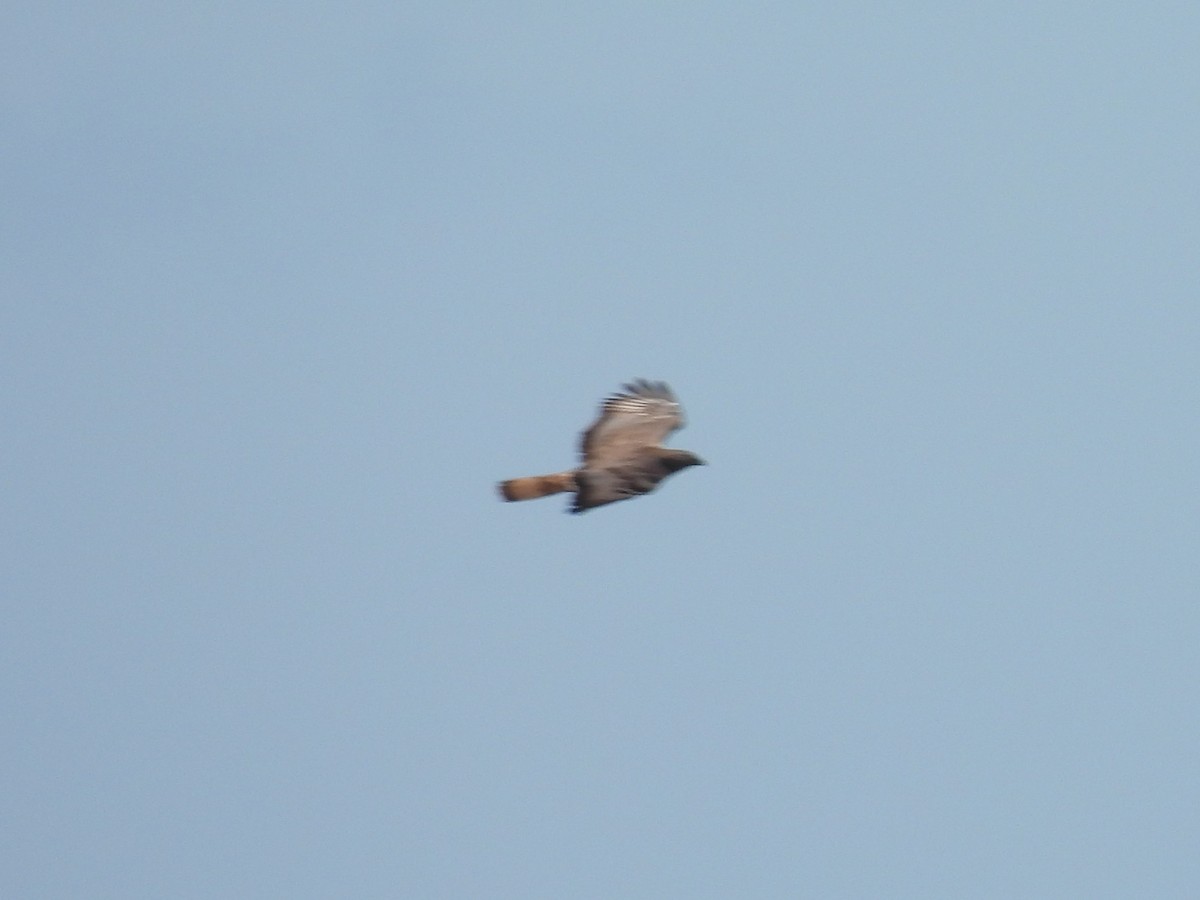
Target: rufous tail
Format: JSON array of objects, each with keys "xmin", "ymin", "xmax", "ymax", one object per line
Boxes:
[{"xmin": 498, "ymin": 471, "xmax": 576, "ymax": 502}]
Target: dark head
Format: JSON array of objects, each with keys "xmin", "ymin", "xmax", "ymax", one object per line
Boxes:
[{"xmin": 659, "ymin": 449, "xmax": 706, "ymax": 472}]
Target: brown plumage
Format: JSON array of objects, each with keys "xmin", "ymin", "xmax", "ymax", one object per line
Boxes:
[{"xmin": 498, "ymin": 379, "xmax": 705, "ymax": 514}]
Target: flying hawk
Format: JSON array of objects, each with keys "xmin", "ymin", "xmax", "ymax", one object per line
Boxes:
[{"xmin": 498, "ymin": 379, "xmax": 705, "ymax": 514}]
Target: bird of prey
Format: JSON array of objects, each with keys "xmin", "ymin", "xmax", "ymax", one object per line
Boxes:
[{"xmin": 498, "ymin": 379, "xmax": 705, "ymax": 514}]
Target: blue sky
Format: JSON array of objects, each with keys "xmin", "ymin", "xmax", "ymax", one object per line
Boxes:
[{"xmin": 4, "ymin": 3, "xmax": 1199, "ymax": 897}]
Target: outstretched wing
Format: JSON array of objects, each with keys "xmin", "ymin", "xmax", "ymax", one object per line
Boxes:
[{"xmin": 579, "ymin": 379, "xmax": 685, "ymax": 465}]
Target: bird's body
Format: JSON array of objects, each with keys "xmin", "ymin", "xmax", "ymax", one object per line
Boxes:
[{"xmin": 498, "ymin": 379, "xmax": 704, "ymax": 513}]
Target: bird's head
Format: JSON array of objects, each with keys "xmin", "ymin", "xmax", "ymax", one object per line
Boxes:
[{"xmin": 661, "ymin": 449, "xmax": 706, "ymax": 472}]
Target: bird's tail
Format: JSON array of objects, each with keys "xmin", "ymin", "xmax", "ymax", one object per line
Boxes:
[{"xmin": 497, "ymin": 471, "xmax": 576, "ymax": 502}]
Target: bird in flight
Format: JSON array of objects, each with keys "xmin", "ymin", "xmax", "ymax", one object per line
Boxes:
[{"xmin": 498, "ymin": 379, "xmax": 705, "ymax": 514}]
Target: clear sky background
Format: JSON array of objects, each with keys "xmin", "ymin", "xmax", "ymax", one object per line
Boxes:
[{"xmin": 4, "ymin": 3, "xmax": 1198, "ymax": 898}]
